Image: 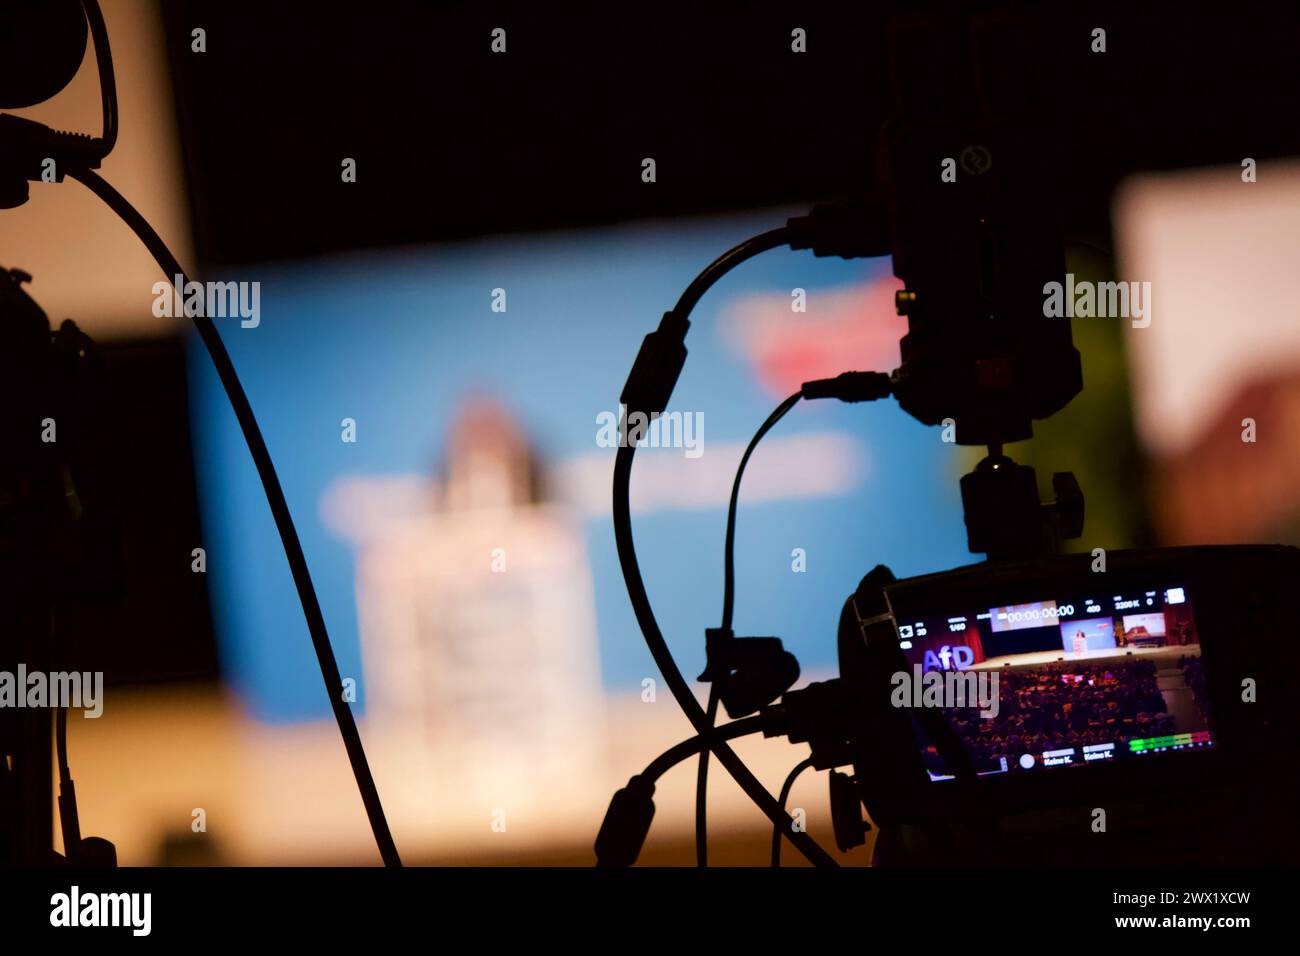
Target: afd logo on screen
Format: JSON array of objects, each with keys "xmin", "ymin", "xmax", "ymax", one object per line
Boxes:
[{"xmin": 921, "ymin": 645, "xmax": 976, "ymax": 672}]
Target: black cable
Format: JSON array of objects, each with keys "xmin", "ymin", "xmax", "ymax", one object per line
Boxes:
[
  {"xmin": 614, "ymin": 226, "xmax": 836, "ymax": 866},
  {"xmin": 51, "ymin": 608, "xmax": 81, "ymax": 859},
  {"xmin": 594, "ymin": 715, "xmax": 766, "ymax": 866},
  {"xmin": 53, "ymin": 608, "xmax": 70, "ymax": 784},
  {"xmin": 55, "ymin": 704, "xmax": 82, "ymax": 859},
  {"xmin": 771, "ymin": 757, "xmax": 815, "ymax": 867},
  {"xmin": 615, "ymin": 446, "xmax": 837, "ymax": 868},
  {"xmin": 721, "ymin": 392, "xmax": 802, "ymax": 633},
  {"xmin": 82, "ymin": 0, "xmax": 117, "ymax": 157},
  {"xmin": 55, "ymin": 707, "xmax": 70, "ymax": 783},
  {"xmin": 695, "ymin": 686, "xmax": 719, "ymax": 867},
  {"xmin": 672, "ymin": 228, "xmax": 791, "ymax": 319},
  {"xmin": 643, "ymin": 715, "xmax": 764, "ymax": 783},
  {"xmin": 67, "ymin": 167, "xmax": 402, "ymax": 868},
  {"xmin": 696, "ymin": 390, "xmax": 801, "ymax": 866}
]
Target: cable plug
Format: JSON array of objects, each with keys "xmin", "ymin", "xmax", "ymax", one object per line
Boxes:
[
  {"xmin": 801, "ymin": 371, "xmax": 893, "ymax": 403},
  {"xmin": 0, "ymin": 114, "xmax": 104, "ymax": 208},
  {"xmin": 759, "ymin": 678, "xmax": 859, "ymax": 770},
  {"xmin": 594, "ymin": 774, "xmax": 656, "ymax": 867},
  {"xmin": 619, "ymin": 310, "xmax": 689, "ymax": 427},
  {"xmin": 786, "ymin": 200, "xmax": 892, "ymax": 259},
  {"xmin": 699, "ymin": 628, "xmax": 800, "ymax": 720}
]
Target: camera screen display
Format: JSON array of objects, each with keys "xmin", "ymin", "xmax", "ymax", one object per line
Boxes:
[{"xmin": 891, "ymin": 584, "xmax": 1214, "ymax": 780}]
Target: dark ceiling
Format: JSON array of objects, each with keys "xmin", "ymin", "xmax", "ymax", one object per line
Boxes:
[{"xmin": 160, "ymin": 2, "xmax": 1300, "ymax": 264}]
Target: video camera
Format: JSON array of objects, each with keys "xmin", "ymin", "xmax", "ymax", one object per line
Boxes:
[
  {"xmin": 599, "ymin": 10, "xmax": 1300, "ymax": 867},
  {"xmin": 813, "ymin": 545, "xmax": 1300, "ymax": 864}
]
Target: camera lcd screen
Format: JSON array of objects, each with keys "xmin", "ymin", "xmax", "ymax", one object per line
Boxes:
[{"xmin": 891, "ymin": 585, "xmax": 1214, "ymax": 780}]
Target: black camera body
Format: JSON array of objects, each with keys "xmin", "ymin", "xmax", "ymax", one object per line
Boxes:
[{"xmin": 834, "ymin": 545, "xmax": 1300, "ymax": 864}]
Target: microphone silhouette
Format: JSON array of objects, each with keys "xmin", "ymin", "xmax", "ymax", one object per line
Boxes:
[
  {"xmin": 0, "ymin": 0, "xmax": 88, "ymax": 109},
  {"xmin": 0, "ymin": 0, "xmax": 115, "ymax": 209}
]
